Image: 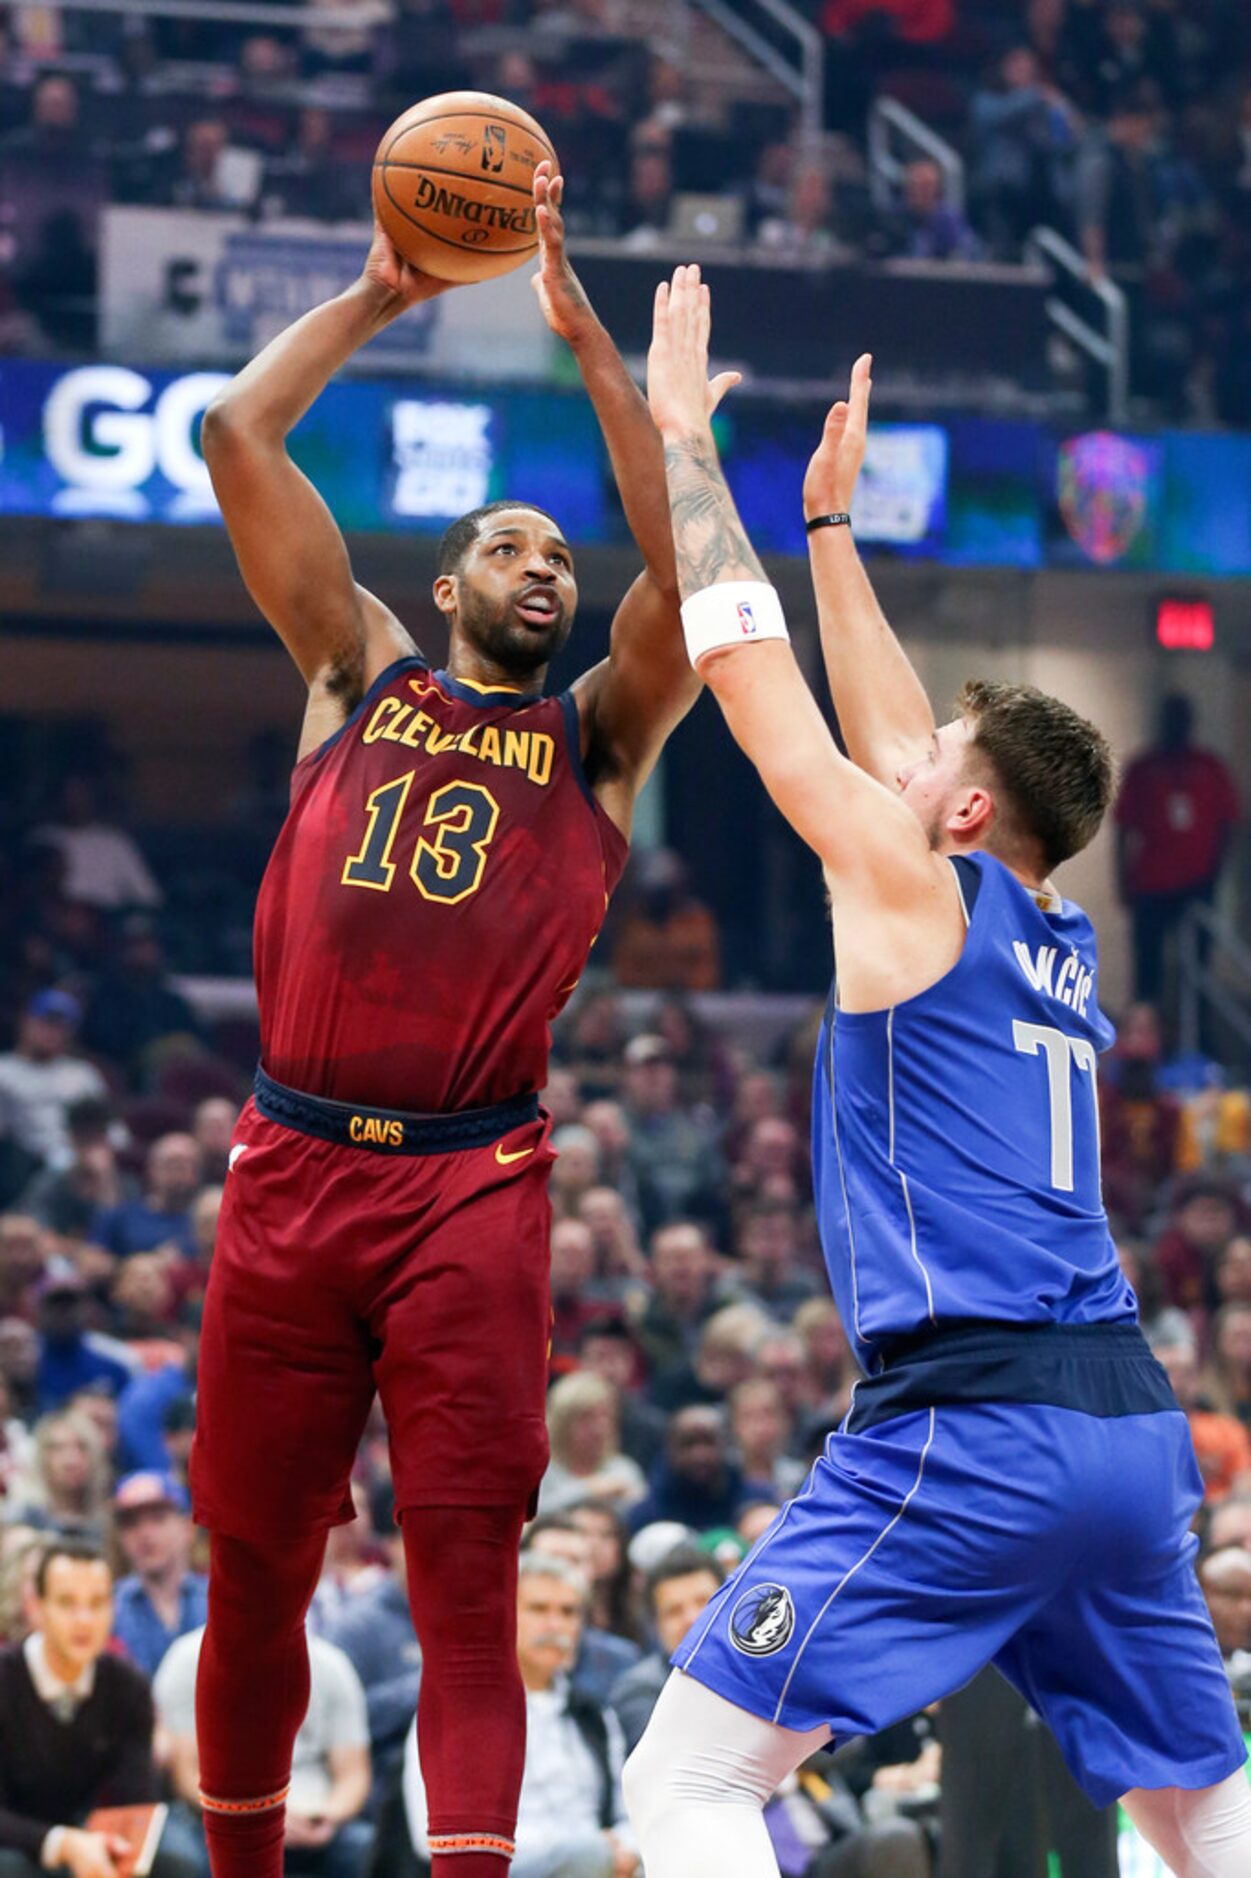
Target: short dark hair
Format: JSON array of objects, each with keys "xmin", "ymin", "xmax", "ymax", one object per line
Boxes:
[
  {"xmin": 957, "ymin": 679, "xmax": 1116, "ymax": 872},
  {"xmin": 35, "ymin": 1536, "xmax": 108, "ymax": 1597},
  {"xmin": 436, "ymin": 501, "xmax": 562, "ymax": 576},
  {"xmin": 645, "ymin": 1542, "xmax": 724, "ymax": 1615}
]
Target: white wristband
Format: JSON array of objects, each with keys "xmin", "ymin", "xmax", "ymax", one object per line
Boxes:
[{"xmin": 680, "ymin": 581, "xmax": 790, "ymax": 669}]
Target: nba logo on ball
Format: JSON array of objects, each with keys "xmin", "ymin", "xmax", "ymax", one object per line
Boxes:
[
  {"xmin": 737, "ymin": 601, "xmax": 756, "ymax": 636},
  {"xmin": 729, "ymin": 1583, "xmax": 795, "ymax": 1656}
]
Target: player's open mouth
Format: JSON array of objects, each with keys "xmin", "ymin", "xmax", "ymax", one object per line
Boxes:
[{"xmin": 515, "ymin": 591, "xmax": 560, "ymax": 627}]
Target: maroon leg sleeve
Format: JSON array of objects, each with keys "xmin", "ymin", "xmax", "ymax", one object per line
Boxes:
[
  {"xmin": 402, "ymin": 1503, "xmax": 529, "ymax": 1876},
  {"xmin": 195, "ymin": 1529, "xmax": 326, "ymax": 1878}
]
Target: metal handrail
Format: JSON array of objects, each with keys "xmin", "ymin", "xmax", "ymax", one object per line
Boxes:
[
  {"xmin": 687, "ymin": 0, "xmax": 824, "ymax": 142},
  {"xmin": 868, "ymin": 96, "xmax": 965, "ymax": 216},
  {"xmin": 1025, "ymin": 225, "xmax": 1129, "ymax": 425},
  {"xmin": 1178, "ymin": 900, "xmax": 1251, "ymax": 1064}
]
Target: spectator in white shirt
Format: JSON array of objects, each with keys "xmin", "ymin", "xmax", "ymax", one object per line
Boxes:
[
  {"xmin": 403, "ymin": 1553, "xmax": 638, "ymax": 1877},
  {"xmin": 0, "ymin": 995, "xmax": 107, "ymax": 1172},
  {"xmin": 155, "ymin": 1626, "xmax": 371, "ymax": 1876},
  {"xmin": 35, "ymin": 776, "xmax": 161, "ymax": 911}
]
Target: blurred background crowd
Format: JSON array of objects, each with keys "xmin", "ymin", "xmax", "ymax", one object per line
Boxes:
[
  {"xmin": 6, "ymin": 0, "xmax": 1251, "ymax": 418},
  {"xmin": 0, "ymin": 698, "xmax": 1250, "ymax": 1876}
]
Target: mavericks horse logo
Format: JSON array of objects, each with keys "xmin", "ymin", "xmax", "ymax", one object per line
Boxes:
[{"xmin": 729, "ymin": 1583, "xmax": 795, "ymax": 1657}]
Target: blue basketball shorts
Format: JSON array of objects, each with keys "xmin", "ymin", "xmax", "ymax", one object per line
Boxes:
[{"xmin": 673, "ymin": 1397, "xmax": 1246, "ymax": 1807}]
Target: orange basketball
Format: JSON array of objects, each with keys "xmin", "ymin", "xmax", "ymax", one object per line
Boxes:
[{"xmin": 372, "ymin": 90, "xmax": 557, "ymax": 284}]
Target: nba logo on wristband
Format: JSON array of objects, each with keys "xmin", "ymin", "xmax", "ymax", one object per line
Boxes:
[{"xmin": 737, "ymin": 601, "xmax": 757, "ymax": 635}]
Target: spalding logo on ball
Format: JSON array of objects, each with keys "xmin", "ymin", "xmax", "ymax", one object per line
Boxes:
[{"xmin": 372, "ymin": 90, "xmax": 558, "ymax": 284}]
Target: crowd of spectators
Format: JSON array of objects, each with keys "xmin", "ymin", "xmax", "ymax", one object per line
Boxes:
[
  {"xmin": 4, "ymin": 1, "xmax": 1251, "ymax": 414},
  {"xmin": 2, "ymin": 732, "xmax": 1251, "ymax": 1870}
]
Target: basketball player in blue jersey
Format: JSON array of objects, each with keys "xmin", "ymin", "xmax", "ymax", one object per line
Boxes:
[{"xmin": 623, "ymin": 271, "xmax": 1251, "ymax": 1878}]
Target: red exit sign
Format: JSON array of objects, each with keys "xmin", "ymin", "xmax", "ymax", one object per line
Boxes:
[{"xmin": 1156, "ymin": 598, "xmax": 1215, "ymax": 651}]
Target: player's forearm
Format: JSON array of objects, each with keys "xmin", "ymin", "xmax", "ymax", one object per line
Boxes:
[
  {"xmin": 571, "ymin": 320, "xmax": 678, "ymax": 594},
  {"xmin": 807, "ymin": 526, "xmax": 935, "ymax": 785},
  {"xmin": 661, "ymin": 423, "xmax": 766, "ymax": 596},
  {"xmin": 204, "ymin": 279, "xmax": 408, "ymax": 449}
]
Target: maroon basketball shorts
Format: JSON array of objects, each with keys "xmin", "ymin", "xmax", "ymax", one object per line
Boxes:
[{"xmin": 191, "ymin": 1068, "xmax": 555, "ymax": 1541}]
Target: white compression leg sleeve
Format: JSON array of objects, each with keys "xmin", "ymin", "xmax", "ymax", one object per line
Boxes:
[
  {"xmin": 622, "ymin": 1669, "xmax": 831, "ymax": 1878},
  {"xmin": 1122, "ymin": 1770, "xmax": 1251, "ymax": 1877}
]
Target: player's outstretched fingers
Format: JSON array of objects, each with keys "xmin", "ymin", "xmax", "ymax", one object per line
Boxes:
[{"xmin": 848, "ymin": 351, "xmax": 873, "ymax": 433}]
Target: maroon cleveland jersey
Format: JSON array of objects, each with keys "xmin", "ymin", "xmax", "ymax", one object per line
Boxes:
[{"xmin": 254, "ymin": 656, "xmax": 628, "ymax": 1111}]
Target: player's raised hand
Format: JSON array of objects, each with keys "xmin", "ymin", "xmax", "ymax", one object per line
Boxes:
[
  {"xmin": 803, "ymin": 352, "xmax": 872, "ymax": 519},
  {"xmin": 531, "ymin": 161, "xmax": 596, "ymax": 344},
  {"xmin": 647, "ymin": 264, "xmax": 741, "ymax": 439},
  {"xmin": 361, "ymin": 223, "xmax": 456, "ymax": 311}
]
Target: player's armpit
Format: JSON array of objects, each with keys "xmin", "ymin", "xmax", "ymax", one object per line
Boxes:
[
  {"xmin": 201, "ymin": 409, "xmax": 366, "ymax": 693},
  {"xmin": 572, "ymin": 572, "xmax": 700, "ymax": 837}
]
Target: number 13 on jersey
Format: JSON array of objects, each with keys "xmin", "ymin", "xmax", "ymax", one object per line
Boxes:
[
  {"xmin": 1013, "ymin": 1021, "xmax": 1101, "ymax": 1195},
  {"xmin": 341, "ymin": 772, "xmax": 501, "ymax": 906}
]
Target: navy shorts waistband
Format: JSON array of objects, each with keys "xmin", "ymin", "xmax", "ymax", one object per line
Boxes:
[
  {"xmin": 253, "ymin": 1067, "xmax": 540, "ymax": 1156},
  {"xmin": 846, "ymin": 1318, "xmax": 1178, "ymax": 1436}
]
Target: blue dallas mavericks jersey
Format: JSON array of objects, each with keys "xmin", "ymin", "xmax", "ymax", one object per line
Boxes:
[{"xmin": 813, "ymin": 851, "xmax": 1136, "ymax": 1371}]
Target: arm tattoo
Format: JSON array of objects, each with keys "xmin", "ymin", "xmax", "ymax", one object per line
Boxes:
[{"xmin": 663, "ymin": 432, "xmax": 767, "ymax": 599}]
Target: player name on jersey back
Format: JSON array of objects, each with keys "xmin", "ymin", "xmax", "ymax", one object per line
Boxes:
[{"xmin": 253, "ymin": 657, "xmax": 628, "ymax": 1116}]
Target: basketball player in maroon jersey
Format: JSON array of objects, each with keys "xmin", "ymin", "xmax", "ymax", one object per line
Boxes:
[{"xmin": 190, "ymin": 167, "xmax": 732, "ymax": 1878}]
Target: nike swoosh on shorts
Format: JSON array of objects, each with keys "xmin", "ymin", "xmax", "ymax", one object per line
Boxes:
[{"xmin": 495, "ymin": 1143, "xmax": 535, "ymax": 1165}]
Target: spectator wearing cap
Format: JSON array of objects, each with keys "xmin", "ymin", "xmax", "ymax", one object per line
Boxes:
[
  {"xmin": 0, "ymin": 1536, "xmax": 198, "ymax": 1878},
  {"xmin": 325, "ymin": 1481, "xmax": 422, "ymax": 1810},
  {"xmin": 88, "ymin": 1132, "xmax": 203, "ymax": 1265},
  {"xmin": 33, "ymin": 1268, "xmax": 133, "ymax": 1414},
  {"xmin": 608, "ymin": 1543, "xmax": 724, "ymax": 1753},
  {"xmin": 111, "ymin": 1471, "xmax": 207, "ymax": 1679},
  {"xmin": 611, "ymin": 849, "xmax": 720, "ymax": 991},
  {"xmin": 0, "ymin": 993, "xmax": 108, "ymax": 1176},
  {"xmin": 18, "ymin": 1099, "xmax": 129, "ymax": 1245},
  {"xmin": 622, "ymin": 1039, "xmax": 725, "ymax": 1237},
  {"xmin": 628, "ymin": 1405, "xmax": 750, "ymax": 1536},
  {"xmin": 402, "ymin": 1552, "xmax": 639, "ymax": 1877},
  {"xmin": 82, "ymin": 917, "xmax": 200, "ymax": 1086},
  {"xmin": 8, "ymin": 1408, "xmax": 112, "ymax": 1542}
]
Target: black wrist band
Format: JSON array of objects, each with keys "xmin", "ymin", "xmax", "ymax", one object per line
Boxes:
[{"xmin": 805, "ymin": 512, "xmax": 852, "ymax": 533}]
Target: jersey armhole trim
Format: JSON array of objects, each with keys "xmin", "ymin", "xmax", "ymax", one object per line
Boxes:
[
  {"xmin": 296, "ymin": 655, "xmax": 429, "ymax": 772},
  {"xmin": 949, "ymin": 854, "xmax": 982, "ymax": 926},
  {"xmin": 558, "ymin": 690, "xmax": 599, "ymax": 811}
]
